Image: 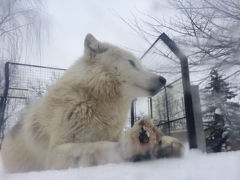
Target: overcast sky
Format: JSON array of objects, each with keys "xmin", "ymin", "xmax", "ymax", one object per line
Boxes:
[{"xmin": 33, "ymin": 0, "xmax": 175, "ymax": 68}]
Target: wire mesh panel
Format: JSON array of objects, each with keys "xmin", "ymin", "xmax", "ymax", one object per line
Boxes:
[
  {"xmin": 0, "ymin": 62, "xmax": 66, "ymax": 142},
  {"xmin": 152, "ymin": 79, "xmax": 187, "ymax": 135}
]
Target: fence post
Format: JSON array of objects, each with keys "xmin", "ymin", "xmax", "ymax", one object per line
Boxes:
[
  {"xmin": 0, "ymin": 62, "xmax": 10, "ymax": 142},
  {"xmin": 159, "ymin": 33, "xmax": 197, "ymax": 149},
  {"xmin": 131, "ymin": 101, "xmax": 135, "ymax": 127},
  {"xmin": 149, "ymin": 97, "xmax": 153, "ymax": 118},
  {"xmin": 164, "ymin": 86, "xmax": 171, "ymax": 135}
]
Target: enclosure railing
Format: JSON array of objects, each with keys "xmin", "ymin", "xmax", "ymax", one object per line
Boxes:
[{"xmin": 0, "ymin": 62, "xmax": 66, "ymax": 143}]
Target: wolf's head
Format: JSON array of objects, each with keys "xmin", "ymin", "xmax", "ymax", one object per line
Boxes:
[{"xmin": 79, "ymin": 34, "xmax": 166, "ymax": 100}]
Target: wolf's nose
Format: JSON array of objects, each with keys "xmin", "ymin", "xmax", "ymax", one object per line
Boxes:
[{"xmin": 159, "ymin": 76, "xmax": 166, "ymax": 85}]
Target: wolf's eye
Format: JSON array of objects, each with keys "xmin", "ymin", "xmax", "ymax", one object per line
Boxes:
[{"xmin": 128, "ymin": 60, "xmax": 136, "ymax": 68}]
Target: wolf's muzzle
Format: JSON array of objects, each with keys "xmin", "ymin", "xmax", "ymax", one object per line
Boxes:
[{"xmin": 149, "ymin": 76, "xmax": 166, "ymax": 96}]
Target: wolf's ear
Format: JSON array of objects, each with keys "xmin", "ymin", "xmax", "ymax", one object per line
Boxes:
[{"xmin": 84, "ymin": 34, "xmax": 108, "ymax": 56}]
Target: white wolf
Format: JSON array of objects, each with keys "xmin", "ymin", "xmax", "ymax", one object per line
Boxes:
[{"xmin": 1, "ymin": 34, "xmax": 183, "ymax": 173}]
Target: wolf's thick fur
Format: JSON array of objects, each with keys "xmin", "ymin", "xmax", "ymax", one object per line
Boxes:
[{"xmin": 1, "ymin": 34, "xmax": 182, "ymax": 173}]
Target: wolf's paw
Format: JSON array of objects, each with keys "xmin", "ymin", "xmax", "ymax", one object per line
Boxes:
[
  {"xmin": 136, "ymin": 120, "xmax": 162, "ymax": 146},
  {"xmin": 122, "ymin": 119, "xmax": 163, "ymax": 161},
  {"xmin": 152, "ymin": 136, "xmax": 184, "ymax": 158}
]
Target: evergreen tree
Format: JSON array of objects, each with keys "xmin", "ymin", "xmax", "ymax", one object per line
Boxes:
[{"xmin": 203, "ymin": 68, "xmax": 240, "ymax": 152}]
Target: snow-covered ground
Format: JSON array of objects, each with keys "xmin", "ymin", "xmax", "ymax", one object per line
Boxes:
[{"xmin": 0, "ymin": 149, "xmax": 239, "ymax": 180}]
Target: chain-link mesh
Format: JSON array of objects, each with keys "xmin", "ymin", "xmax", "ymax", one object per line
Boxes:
[
  {"xmin": 152, "ymin": 79, "xmax": 186, "ymax": 135},
  {"xmin": 0, "ymin": 62, "xmax": 66, "ymax": 142}
]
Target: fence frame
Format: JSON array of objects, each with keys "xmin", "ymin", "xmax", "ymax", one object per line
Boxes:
[
  {"xmin": 151, "ymin": 78, "xmax": 186, "ymax": 134},
  {"xmin": 0, "ymin": 62, "xmax": 10, "ymax": 138},
  {"xmin": 131, "ymin": 33, "xmax": 198, "ymax": 149}
]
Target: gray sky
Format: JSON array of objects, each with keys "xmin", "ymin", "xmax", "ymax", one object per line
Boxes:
[{"xmin": 32, "ymin": 0, "xmax": 175, "ymax": 68}]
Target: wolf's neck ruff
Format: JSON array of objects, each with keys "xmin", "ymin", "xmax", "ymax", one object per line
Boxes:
[{"xmin": 79, "ymin": 67, "xmax": 123, "ymax": 102}]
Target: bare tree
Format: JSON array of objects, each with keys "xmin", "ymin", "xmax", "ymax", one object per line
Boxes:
[
  {"xmin": 167, "ymin": 0, "xmax": 240, "ymax": 68},
  {"xmin": 0, "ymin": 0, "xmax": 47, "ymax": 142},
  {"xmin": 0, "ymin": 0, "xmax": 47, "ymax": 93},
  {"xmin": 123, "ymin": 0, "xmax": 240, "ymax": 84}
]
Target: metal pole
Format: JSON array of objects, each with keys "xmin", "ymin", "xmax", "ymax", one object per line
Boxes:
[
  {"xmin": 131, "ymin": 101, "xmax": 135, "ymax": 127},
  {"xmin": 0, "ymin": 62, "xmax": 10, "ymax": 143},
  {"xmin": 164, "ymin": 86, "xmax": 171, "ymax": 136},
  {"xmin": 149, "ymin": 97, "xmax": 153, "ymax": 118},
  {"xmin": 140, "ymin": 36, "xmax": 162, "ymax": 60},
  {"xmin": 159, "ymin": 33, "xmax": 197, "ymax": 148}
]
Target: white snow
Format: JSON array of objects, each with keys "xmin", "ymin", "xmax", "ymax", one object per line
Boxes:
[{"xmin": 0, "ymin": 149, "xmax": 240, "ymax": 180}]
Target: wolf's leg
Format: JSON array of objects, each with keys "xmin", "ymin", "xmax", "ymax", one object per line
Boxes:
[
  {"xmin": 46, "ymin": 141, "xmax": 124, "ymax": 169},
  {"xmin": 1, "ymin": 134, "xmax": 44, "ymax": 173},
  {"xmin": 46, "ymin": 120, "xmax": 163, "ymax": 169}
]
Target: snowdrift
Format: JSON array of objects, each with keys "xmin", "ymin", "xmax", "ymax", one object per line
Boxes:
[{"xmin": 0, "ymin": 149, "xmax": 239, "ymax": 180}]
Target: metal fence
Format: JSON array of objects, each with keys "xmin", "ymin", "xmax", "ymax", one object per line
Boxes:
[
  {"xmin": 133, "ymin": 79, "xmax": 187, "ymax": 137},
  {"xmin": 0, "ymin": 62, "xmax": 66, "ymax": 142},
  {"xmin": 151, "ymin": 78, "xmax": 186, "ymax": 135}
]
